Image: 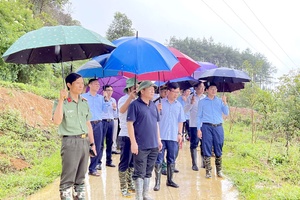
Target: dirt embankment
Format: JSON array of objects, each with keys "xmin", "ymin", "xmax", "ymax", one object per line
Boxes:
[
  {"xmin": 0, "ymin": 87, "xmax": 53, "ymax": 127},
  {"xmin": 0, "ymin": 87, "xmax": 55, "ymax": 170}
]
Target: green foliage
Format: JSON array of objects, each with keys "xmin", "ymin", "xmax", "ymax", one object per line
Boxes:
[
  {"xmin": 106, "ymin": 12, "xmax": 135, "ymax": 41},
  {"xmin": 223, "ymin": 123, "xmax": 300, "ymax": 199},
  {"xmin": 0, "ymin": 109, "xmax": 61, "ymax": 199},
  {"xmin": 0, "ymin": 80, "xmax": 58, "ymax": 100}
]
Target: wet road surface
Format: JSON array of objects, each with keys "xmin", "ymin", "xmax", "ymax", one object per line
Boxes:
[{"xmin": 27, "ymin": 141, "xmax": 239, "ymax": 200}]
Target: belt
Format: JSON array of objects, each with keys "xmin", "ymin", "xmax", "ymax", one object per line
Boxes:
[
  {"xmin": 91, "ymin": 120, "xmax": 102, "ymax": 125},
  {"xmin": 114, "ymin": 118, "xmax": 118, "ymax": 120},
  {"xmin": 203, "ymin": 123, "xmax": 222, "ymax": 127},
  {"xmin": 102, "ymin": 119, "xmax": 113, "ymax": 122},
  {"xmin": 63, "ymin": 134, "xmax": 88, "ymax": 138}
]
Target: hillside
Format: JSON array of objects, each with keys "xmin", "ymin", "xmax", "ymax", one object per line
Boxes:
[{"xmin": 0, "ymin": 87, "xmax": 53, "ymax": 127}]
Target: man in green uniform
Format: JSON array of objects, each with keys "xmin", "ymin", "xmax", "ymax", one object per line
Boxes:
[{"xmin": 52, "ymin": 73, "xmax": 96, "ymax": 200}]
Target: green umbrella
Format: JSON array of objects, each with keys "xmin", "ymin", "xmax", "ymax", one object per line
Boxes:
[{"xmin": 2, "ymin": 25, "xmax": 115, "ymax": 64}]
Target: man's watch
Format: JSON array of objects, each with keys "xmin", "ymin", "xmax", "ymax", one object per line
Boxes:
[
  {"xmin": 178, "ymin": 133, "xmax": 182, "ymax": 136},
  {"xmin": 90, "ymin": 143, "xmax": 94, "ymax": 147}
]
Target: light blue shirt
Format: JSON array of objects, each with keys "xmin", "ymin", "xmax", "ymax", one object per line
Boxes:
[
  {"xmin": 197, "ymin": 96, "xmax": 229, "ymax": 130},
  {"xmin": 184, "ymin": 94, "xmax": 206, "ymax": 127},
  {"xmin": 101, "ymin": 97, "xmax": 117, "ymax": 120},
  {"xmin": 159, "ymin": 98, "xmax": 186, "ymax": 141},
  {"xmin": 177, "ymin": 96, "xmax": 190, "ymax": 120},
  {"xmin": 81, "ymin": 92, "xmax": 109, "ymax": 121}
]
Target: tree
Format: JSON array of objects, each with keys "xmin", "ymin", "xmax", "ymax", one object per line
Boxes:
[{"xmin": 106, "ymin": 12, "xmax": 135, "ymax": 41}]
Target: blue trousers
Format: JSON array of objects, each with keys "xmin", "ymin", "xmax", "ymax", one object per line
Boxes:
[
  {"xmin": 99, "ymin": 120, "xmax": 114, "ymax": 165},
  {"xmin": 189, "ymin": 127, "xmax": 200, "ymax": 149},
  {"xmin": 156, "ymin": 140, "xmax": 178, "ymax": 165},
  {"xmin": 201, "ymin": 124, "xmax": 224, "ymax": 157},
  {"xmin": 89, "ymin": 122, "xmax": 103, "ymax": 173},
  {"xmin": 118, "ymin": 136, "xmax": 133, "ymax": 172}
]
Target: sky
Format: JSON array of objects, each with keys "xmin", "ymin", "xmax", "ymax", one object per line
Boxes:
[{"xmin": 67, "ymin": 0, "xmax": 300, "ymax": 80}]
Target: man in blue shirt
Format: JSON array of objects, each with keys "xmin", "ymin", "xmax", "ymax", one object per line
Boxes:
[
  {"xmin": 197, "ymin": 82, "xmax": 229, "ymax": 178},
  {"xmin": 100, "ymin": 85, "xmax": 118, "ymax": 168},
  {"xmin": 153, "ymin": 82, "xmax": 185, "ymax": 191},
  {"xmin": 81, "ymin": 79, "xmax": 109, "ymax": 176},
  {"xmin": 127, "ymin": 81, "xmax": 162, "ymax": 200}
]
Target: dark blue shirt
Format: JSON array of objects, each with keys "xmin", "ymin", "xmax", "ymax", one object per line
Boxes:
[{"xmin": 127, "ymin": 97, "xmax": 159, "ymax": 150}]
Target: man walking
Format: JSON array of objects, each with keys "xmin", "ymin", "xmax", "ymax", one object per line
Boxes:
[
  {"xmin": 127, "ymin": 81, "xmax": 162, "ymax": 200},
  {"xmin": 197, "ymin": 82, "xmax": 229, "ymax": 178},
  {"xmin": 153, "ymin": 82, "xmax": 185, "ymax": 191},
  {"xmin": 184, "ymin": 82, "xmax": 206, "ymax": 171}
]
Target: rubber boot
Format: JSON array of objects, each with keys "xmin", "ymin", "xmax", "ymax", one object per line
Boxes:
[
  {"xmin": 143, "ymin": 178, "xmax": 153, "ymax": 200},
  {"xmin": 60, "ymin": 187, "xmax": 72, "ymax": 200},
  {"xmin": 153, "ymin": 164, "xmax": 162, "ymax": 191},
  {"xmin": 200, "ymin": 155, "xmax": 205, "ymax": 168},
  {"xmin": 74, "ymin": 184, "xmax": 85, "ymax": 200},
  {"xmin": 166, "ymin": 164, "xmax": 179, "ymax": 188},
  {"xmin": 161, "ymin": 161, "xmax": 167, "ymax": 175},
  {"xmin": 127, "ymin": 167, "xmax": 135, "ymax": 193},
  {"xmin": 190, "ymin": 148, "xmax": 199, "ymax": 171},
  {"xmin": 119, "ymin": 171, "xmax": 131, "ymax": 197},
  {"xmin": 215, "ymin": 156, "xmax": 224, "ymax": 178},
  {"xmin": 134, "ymin": 178, "xmax": 143, "ymax": 200},
  {"xmin": 174, "ymin": 163, "xmax": 179, "ymax": 173},
  {"xmin": 204, "ymin": 156, "xmax": 212, "ymax": 178}
]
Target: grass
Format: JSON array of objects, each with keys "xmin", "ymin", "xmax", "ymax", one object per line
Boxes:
[
  {"xmin": 0, "ymin": 110, "xmax": 61, "ymax": 200},
  {"xmin": 223, "ymin": 122, "xmax": 300, "ymax": 200}
]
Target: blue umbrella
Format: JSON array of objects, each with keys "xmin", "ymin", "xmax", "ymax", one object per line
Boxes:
[
  {"xmin": 104, "ymin": 36, "xmax": 179, "ymax": 74},
  {"xmin": 198, "ymin": 67, "xmax": 251, "ymax": 92},
  {"xmin": 75, "ymin": 54, "xmax": 119, "ymax": 78}
]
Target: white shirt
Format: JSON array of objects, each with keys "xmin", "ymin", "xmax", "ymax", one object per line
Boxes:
[
  {"xmin": 184, "ymin": 94, "xmax": 206, "ymax": 127},
  {"xmin": 118, "ymin": 94, "xmax": 134, "ymax": 137}
]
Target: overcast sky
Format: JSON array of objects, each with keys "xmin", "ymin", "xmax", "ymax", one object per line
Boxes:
[{"xmin": 68, "ymin": 0, "xmax": 300, "ymax": 80}]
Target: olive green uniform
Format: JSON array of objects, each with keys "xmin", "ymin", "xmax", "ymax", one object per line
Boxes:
[{"xmin": 52, "ymin": 96, "xmax": 92, "ymax": 200}]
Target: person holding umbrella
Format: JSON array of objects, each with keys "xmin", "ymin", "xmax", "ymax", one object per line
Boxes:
[
  {"xmin": 81, "ymin": 79, "xmax": 109, "ymax": 176},
  {"xmin": 127, "ymin": 81, "xmax": 163, "ymax": 200},
  {"xmin": 197, "ymin": 82, "xmax": 229, "ymax": 178},
  {"xmin": 184, "ymin": 82, "xmax": 206, "ymax": 171},
  {"xmin": 117, "ymin": 78, "xmax": 138, "ymax": 197},
  {"xmin": 52, "ymin": 73, "xmax": 96, "ymax": 200},
  {"xmin": 153, "ymin": 82, "xmax": 185, "ymax": 191}
]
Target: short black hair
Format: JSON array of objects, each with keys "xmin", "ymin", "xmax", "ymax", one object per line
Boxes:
[
  {"xmin": 193, "ymin": 81, "xmax": 204, "ymax": 89},
  {"xmin": 205, "ymin": 82, "xmax": 217, "ymax": 90},
  {"xmin": 167, "ymin": 82, "xmax": 180, "ymax": 90},
  {"xmin": 103, "ymin": 85, "xmax": 112, "ymax": 90},
  {"xmin": 65, "ymin": 73, "xmax": 82, "ymax": 90},
  {"xmin": 88, "ymin": 78, "xmax": 98, "ymax": 84}
]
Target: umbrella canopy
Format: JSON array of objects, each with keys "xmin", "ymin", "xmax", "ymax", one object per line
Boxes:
[
  {"xmin": 97, "ymin": 76, "xmax": 127, "ymax": 102},
  {"xmin": 198, "ymin": 67, "xmax": 251, "ymax": 83},
  {"xmin": 75, "ymin": 54, "xmax": 119, "ymax": 78},
  {"xmin": 103, "ymin": 36, "xmax": 179, "ymax": 74},
  {"xmin": 123, "ymin": 47, "xmax": 199, "ymax": 81},
  {"xmin": 198, "ymin": 67, "xmax": 251, "ymax": 92},
  {"xmin": 193, "ymin": 61, "xmax": 218, "ymax": 79},
  {"xmin": 155, "ymin": 76, "xmax": 199, "ymax": 90},
  {"xmin": 2, "ymin": 25, "xmax": 116, "ymax": 64},
  {"xmin": 213, "ymin": 82, "xmax": 245, "ymax": 93}
]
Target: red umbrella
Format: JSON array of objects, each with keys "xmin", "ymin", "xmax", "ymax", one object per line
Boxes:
[{"xmin": 123, "ymin": 47, "xmax": 199, "ymax": 81}]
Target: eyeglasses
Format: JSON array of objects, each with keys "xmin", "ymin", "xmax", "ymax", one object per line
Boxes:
[{"xmin": 105, "ymin": 89, "xmax": 113, "ymax": 92}]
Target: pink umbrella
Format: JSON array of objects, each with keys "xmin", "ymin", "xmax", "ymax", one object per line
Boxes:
[{"xmin": 123, "ymin": 47, "xmax": 199, "ymax": 81}]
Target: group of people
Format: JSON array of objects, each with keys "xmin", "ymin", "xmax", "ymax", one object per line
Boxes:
[{"xmin": 52, "ymin": 72, "xmax": 229, "ymax": 200}]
